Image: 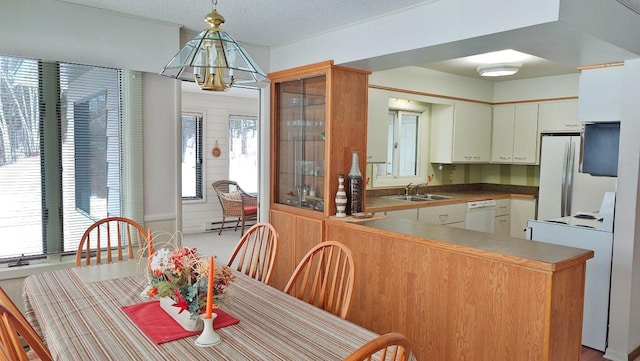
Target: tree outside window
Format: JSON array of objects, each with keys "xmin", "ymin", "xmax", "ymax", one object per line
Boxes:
[
  {"xmin": 181, "ymin": 113, "xmax": 203, "ymax": 200},
  {"xmin": 229, "ymin": 116, "xmax": 258, "ymax": 194}
]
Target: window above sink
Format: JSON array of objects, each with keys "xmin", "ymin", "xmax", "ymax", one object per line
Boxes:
[{"xmin": 369, "ymin": 94, "xmax": 432, "ymax": 188}]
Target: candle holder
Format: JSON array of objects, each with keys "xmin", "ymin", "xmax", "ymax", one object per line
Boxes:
[{"xmin": 195, "ymin": 314, "xmax": 222, "ymax": 347}]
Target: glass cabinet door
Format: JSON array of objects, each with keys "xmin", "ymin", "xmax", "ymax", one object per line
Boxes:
[{"xmin": 275, "ymin": 75, "xmax": 326, "ymax": 212}]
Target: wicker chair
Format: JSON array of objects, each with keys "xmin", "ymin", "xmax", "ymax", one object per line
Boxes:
[{"xmin": 212, "ymin": 180, "xmax": 258, "ymax": 235}]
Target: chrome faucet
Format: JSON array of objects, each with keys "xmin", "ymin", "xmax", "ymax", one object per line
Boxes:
[
  {"xmin": 404, "ymin": 183, "xmax": 413, "ymax": 196},
  {"xmin": 408, "ymin": 182, "xmax": 428, "ymax": 196}
]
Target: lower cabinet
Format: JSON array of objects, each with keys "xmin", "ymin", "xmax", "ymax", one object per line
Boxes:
[
  {"xmin": 269, "ymin": 208, "xmax": 323, "ymax": 290},
  {"xmin": 509, "ymin": 198, "xmax": 537, "ymax": 239},
  {"xmin": 494, "ymin": 199, "xmax": 510, "ymax": 236},
  {"xmin": 418, "ymin": 203, "xmax": 466, "ymax": 227},
  {"xmin": 384, "ymin": 208, "xmax": 418, "ymax": 221},
  {"xmin": 495, "ymin": 215, "xmax": 510, "ymax": 236}
]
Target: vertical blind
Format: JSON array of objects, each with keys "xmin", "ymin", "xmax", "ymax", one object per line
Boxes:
[{"xmin": 0, "ymin": 54, "xmax": 143, "ymax": 261}]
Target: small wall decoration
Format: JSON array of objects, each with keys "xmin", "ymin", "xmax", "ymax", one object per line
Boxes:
[{"xmin": 212, "ymin": 140, "xmax": 221, "ymax": 157}]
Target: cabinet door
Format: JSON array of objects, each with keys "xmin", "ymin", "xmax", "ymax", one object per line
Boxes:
[
  {"xmin": 269, "ymin": 209, "xmax": 297, "ymax": 290},
  {"xmin": 418, "ymin": 203, "xmax": 466, "ymax": 225},
  {"xmin": 512, "ymin": 103, "xmax": 539, "ymax": 164},
  {"xmin": 385, "ymin": 209, "xmax": 418, "ymax": 221},
  {"xmin": 509, "ymin": 198, "xmax": 536, "ymax": 239},
  {"xmin": 429, "ymin": 104, "xmax": 455, "ymax": 163},
  {"xmin": 495, "ymin": 215, "xmax": 510, "ymax": 236},
  {"xmin": 538, "ymin": 100, "xmax": 580, "ymax": 133},
  {"xmin": 452, "ymin": 102, "xmax": 492, "ymax": 162},
  {"xmin": 273, "ymin": 76, "xmax": 326, "ymax": 211},
  {"xmin": 491, "ymin": 105, "xmax": 515, "ymax": 163},
  {"xmin": 366, "ymin": 88, "xmax": 389, "ymax": 163},
  {"xmin": 495, "ymin": 199, "xmax": 510, "ymax": 216},
  {"xmin": 269, "ymin": 209, "xmax": 323, "ymax": 290},
  {"xmin": 578, "ymin": 66, "xmax": 623, "ymax": 122}
]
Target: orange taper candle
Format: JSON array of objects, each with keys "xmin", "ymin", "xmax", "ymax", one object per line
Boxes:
[{"xmin": 205, "ymin": 256, "xmax": 214, "ymax": 318}]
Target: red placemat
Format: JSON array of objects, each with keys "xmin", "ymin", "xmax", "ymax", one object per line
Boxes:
[{"xmin": 122, "ymin": 301, "xmax": 239, "ymax": 344}]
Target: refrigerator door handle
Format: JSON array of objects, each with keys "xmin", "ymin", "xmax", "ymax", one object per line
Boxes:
[
  {"xmin": 566, "ymin": 141, "xmax": 576, "ymax": 216},
  {"xmin": 560, "ymin": 142, "xmax": 571, "ymax": 217}
]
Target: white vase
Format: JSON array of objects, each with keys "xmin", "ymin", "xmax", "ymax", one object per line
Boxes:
[
  {"xmin": 335, "ymin": 174, "xmax": 347, "ymax": 217},
  {"xmin": 159, "ymin": 297, "xmax": 203, "ymax": 332}
]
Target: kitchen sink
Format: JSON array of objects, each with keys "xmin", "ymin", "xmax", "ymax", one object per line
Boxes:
[
  {"xmin": 384, "ymin": 194, "xmax": 453, "ymax": 202},
  {"xmin": 421, "ymin": 194, "xmax": 454, "ymax": 200}
]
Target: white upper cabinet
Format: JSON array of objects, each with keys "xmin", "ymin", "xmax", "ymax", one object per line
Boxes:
[
  {"xmin": 431, "ymin": 102, "xmax": 492, "ymax": 163},
  {"xmin": 578, "ymin": 66, "xmax": 624, "ymax": 122},
  {"xmin": 512, "ymin": 103, "xmax": 539, "ymax": 163},
  {"xmin": 366, "ymin": 88, "xmax": 389, "ymax": 163},
  {"xmin": 491, "ymin": 103, "xmax": 538, "ymax": 164},
  {"xmin": 538, "ymin": 99, "xmax": 580, "ymax": 133},
  {"xmin": 491, "ymin": 105, "xmax": 515, "ymax": 163}
]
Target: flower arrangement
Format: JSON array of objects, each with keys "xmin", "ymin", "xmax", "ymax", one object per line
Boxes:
[{"xmin": 143, "ymin": 246, "xmax": 235, "ymax": 319}]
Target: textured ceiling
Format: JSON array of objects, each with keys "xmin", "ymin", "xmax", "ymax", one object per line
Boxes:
[{"xmin": 56, "ymin": 0, "xmax": 432, "ymax": 47}]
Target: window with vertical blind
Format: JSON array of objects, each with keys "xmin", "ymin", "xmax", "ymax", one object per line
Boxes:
[
  {"xmin": 0, "ymin": 54, "xmax": 142, "ymax": 262},
  {"xmin": 181, "ymin": 113, "xmax": 203, "ymax": 200}
]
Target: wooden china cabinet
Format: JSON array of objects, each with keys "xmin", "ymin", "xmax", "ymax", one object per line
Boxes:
[{"xmin": 268, "ymin": 60, "xmax": 369, "ymax": 290}]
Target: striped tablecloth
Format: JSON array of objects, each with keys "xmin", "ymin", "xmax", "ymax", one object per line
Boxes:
[{"xmin": 23, "ymin": 267, "xmax": 379, "ymax": 360}]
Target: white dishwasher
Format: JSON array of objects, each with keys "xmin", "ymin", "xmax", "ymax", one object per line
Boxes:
[{"xmin": 465, "ymin": 200, "xmax": 496, "ymax": 233}]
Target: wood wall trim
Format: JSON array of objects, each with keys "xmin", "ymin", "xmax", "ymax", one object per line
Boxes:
[
  {"xmin": 369, "ymin": 84, "xmax": 579, "ymax": 106},
  {"xmin": 577, "ymin": 62, "xmax": 625, "ymax": 71},
  {"xmin": 493, "ymin": 96, "xmax": 578, "ymax": 105},
  {"xmin": 267, "ymin": 60, "xmax": 334, "ymax": 80},
  {"xmin": 369, "ymin": 84, "xmax": 493, "ymax": 105}
]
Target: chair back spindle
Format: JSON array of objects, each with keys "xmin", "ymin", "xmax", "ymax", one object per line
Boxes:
[
  {"xmin": 227, "ymin": 223, "xmax": 279, "ymax": 284},
  {"xmin": 284, "ymin": 241, "xmax": 355, "ymax": 319}
]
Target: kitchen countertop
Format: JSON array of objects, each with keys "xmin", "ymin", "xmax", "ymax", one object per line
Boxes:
[
  {"xmin": 343, "ymin": 217, "xmax": 592, "ymax": 271},
  {"xmin": 366, "ymin": 190, "xmax": 536, "ymax": 212}
]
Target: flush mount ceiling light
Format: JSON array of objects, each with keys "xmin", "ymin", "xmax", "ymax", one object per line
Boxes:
[
  {"xmin": 477, "ymin": 63, "xmax": 522, "ymax": 77},
  {"xmin": 160, "ymin": 0, "xmax": 267, "ymax": 91}
]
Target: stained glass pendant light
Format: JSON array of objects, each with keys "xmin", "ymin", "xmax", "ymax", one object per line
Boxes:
[{"xmin": 160, "ymin": 0, "xmax": 267, "ymax": 91}]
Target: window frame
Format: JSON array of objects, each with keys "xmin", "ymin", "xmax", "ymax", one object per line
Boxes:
[
  {"xmin": 0, "ymin": 54, "xmax": 142, "ymax": 265},
  {"xmin": 228, "ymin": 115, "xmax": 258, "ymax": 195},
  {"xmin": 181, "ymin": 111, "xmax": 204, "ymax": 202},
  {"xmin": 371, "ymin": 100, "xmax": 430, "ymax": 188}
]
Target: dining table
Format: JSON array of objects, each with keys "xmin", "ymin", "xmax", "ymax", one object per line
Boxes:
[{"xmin": 22, "ymin": 260, "xmax": 380, "ymax": 360}]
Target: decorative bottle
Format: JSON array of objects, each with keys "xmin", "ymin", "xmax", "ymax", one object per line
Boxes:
[
  {"xmin": 347, "ymin": 151, "xmax": 363, "ymax": 215},
  {"xmin": 335, "ymin": 174, "xmax": 347, "ymax": 218}
]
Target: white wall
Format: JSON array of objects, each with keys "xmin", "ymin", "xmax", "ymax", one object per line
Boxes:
[
  {"xmin": 493, "ymin": 74, "xmax": 579, "ymax": 102},
  {"xmin": 0, "ymin": 0, "xmax": 179, "ymax": 73},
  {"xmin": 605, "ymin": 59, "xmax": 640, "ymax": 360},
  {"xmin": 370, "ymin": 66, "xmax": 495, "ymax": 103},
  {"xmin": 181, "ymin": 91, "xmax": 259, "ymax": 234},
  {"xmin": 270, "ymin": 0, "xmax": 562, "ymax": 72},
  {"xmin": 142, "ymin": 74, "xmax": 181, "ymax": 234}
]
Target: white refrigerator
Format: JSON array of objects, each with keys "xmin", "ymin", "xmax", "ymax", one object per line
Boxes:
[{"xmin": 537, "ymin": 134, "xmax": 617, "ymax": 220}]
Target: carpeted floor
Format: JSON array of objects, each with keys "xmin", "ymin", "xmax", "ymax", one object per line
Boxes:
[{"xmin": 177, "ymin": 229, "xmax": 242, "ymax": 263}]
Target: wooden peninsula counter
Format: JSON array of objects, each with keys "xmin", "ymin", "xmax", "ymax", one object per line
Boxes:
[{"xmin": 325, "ymin": 217, "xmax": 593, "ymax": 361}]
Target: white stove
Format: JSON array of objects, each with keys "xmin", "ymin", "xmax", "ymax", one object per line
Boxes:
[{"xmin": 526, "ymin": 217, "xmax": 613, "ymax": 351}]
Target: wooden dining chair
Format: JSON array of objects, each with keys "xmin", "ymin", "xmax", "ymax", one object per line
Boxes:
[
  {"xmin": 0, "ymin": 288, "xmax": 48, "ymax": 343},
  {"xmin": 212, "ymin": 180, "xmax": 258, "ymax": 235},
  {"xmin": 226, "ymin": 222, "xmax": 279, "ymax": 284},
  {"xmin": 0, "ymin": 304, "xmax": 52, "ymax": 361},
  {"xmin": 284, "ymin": 241, "xmax": 355, "ymax": 319},
  {"xmin": 343, "ymin": 332, "xmax": 412, "ymax": 361},
  {"xmin": 75, "ymin": 216, "xmax": 148, "ymax": 267}
]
